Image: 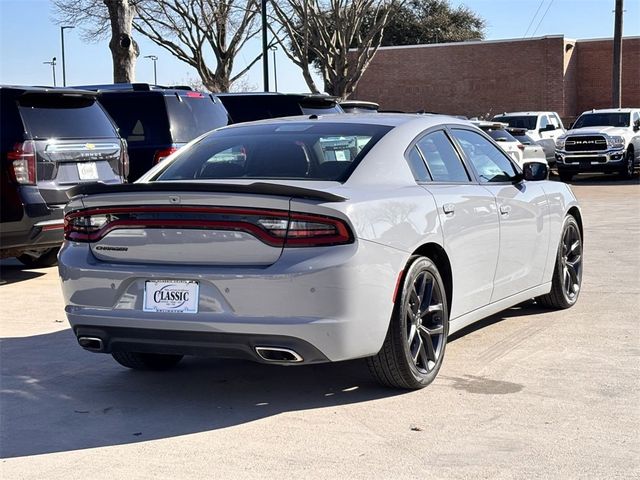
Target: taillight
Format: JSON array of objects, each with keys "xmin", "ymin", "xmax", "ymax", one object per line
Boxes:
[
  {"xmin": 153, "ymin": 146, "xmax": 179, "ymax": 164},
  {"xmin": 64, "ymin": 206, "xmax": 353, "ymax": 247},
  {"xmin": 120, "ymin": 140, "xmax": 130, "ymax": 181},
  {"xmin": 7, "ymin": 141, "xmax": 36, "ymax": 184}
]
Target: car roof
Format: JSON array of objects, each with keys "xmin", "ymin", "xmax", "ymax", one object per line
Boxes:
[
  {"xmin": 218, "ymin": 112, "xmax": 471, "ymax": 130},
  {"xmin": 72, "ymin": 83, "xmax": 198, "ymax": 95},
  {"xmin": 579, "ymin": 108, "xmax": 638, "ymax": 114},
  {"xmin": 495, "ymin": 111, "xmax": 555, "ymax": 117},
  {"xmin": 0, "ymin": 85, "xmax": 97, "ymax": 96}
]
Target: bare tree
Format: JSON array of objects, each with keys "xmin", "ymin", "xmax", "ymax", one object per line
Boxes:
[
  {"xmin": 134, "ymin": 0, "xmax": 262, "ymax": 92},
  {"xmin": 53, "ymin": 0, "xmax": 260, "ymax": 91},
  {"xmin": 53, "ymin": 0, "xmax": 139, "ymax": 83},
  {"xmin": 270, "ymin": 0, "xmax": 398, "ymax": 99}
]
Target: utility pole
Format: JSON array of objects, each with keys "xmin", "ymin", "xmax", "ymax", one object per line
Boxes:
[
  {"xmin": 261, "ymin": 0, "xmax": 269, "ymax": 91},
  {"xmin": 612, "ymin": 0, "xmax": 623, "ymax": 107},
  {"xmin": 270, "ymin": 45, "xmax": 278, "ymax": 92},
  {"xmin": 44, "ymin": 57, "xmax": 57, "ymax": 86},
  {"xmin": 60, "ymin": 26, "xmax": 74, "ymax": 87},
  {"xmin": 144, "ymin": 55, "xmax": 158, "ymax": 85}
]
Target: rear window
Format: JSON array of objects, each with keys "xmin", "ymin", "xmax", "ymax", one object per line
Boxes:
[
  {"xmin": 18, "ymin": 94, "xmax": 117, "ymax": 139},
  {"xmin": 154, "ymin": 122, "xmax": 392, "ymax": 182},
  {"xmin": 165, "ymin": 94, "xmax": 229, "ymax": 143},
  {"xmin": 484, "ymin": 128, "xmax": 518, "ymax": 143},
  {"xmin": 97, "ymin": 94, "xmax": 170, "ymax": 145},
  {"xmin": 493, "ymin": 115, "xmax": 537, "ymax": 130},
  {"xmin": 218, "ymin": 95, "xmax": 305, "ymax": 123}
]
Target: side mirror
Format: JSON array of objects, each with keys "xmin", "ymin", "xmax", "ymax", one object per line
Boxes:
[{"xmin": 523, "ymin": 161, "xmax": 548, "ymax": 181}]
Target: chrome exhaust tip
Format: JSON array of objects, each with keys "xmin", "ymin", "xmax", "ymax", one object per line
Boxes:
[
  {"xmin": 255, "ymin": 346, "xmax": 303, "ymax": 363},
  {"xmin": 78, "ymin": 336, "xmax": 104, "ymax": 352}
]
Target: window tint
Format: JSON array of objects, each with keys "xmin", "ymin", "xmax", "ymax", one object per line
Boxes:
[
  {"xmin": 416, "ymin": 130, "xmax": 469, "ymax": 182},
  {"xmin": 155, "ymin": 123, "xmax": 391, "ymax": 182},
  {"xmin": 493, "ymin": 115, "xmax": 537, "ymax": 130},
  {"xmin": 452, "ymin": 129, "xmax": 519, "ymax": 183},
  {"xmin": 218, "ymin": 95, "xmax": 303, "ymax": 123},
  {"xmin": 165, "ymin": 94, "xmax": 229, "ymax": 143},
  {"xmin": 98, "ymin": 94, "xmax": 170, "ymax": 144},
  {"xmin": 573, "ymin": 112, "xmax": 631, "ymax": 128},
  {"xmin": 18, "ymin": 94, "xmax": 117, "ymax": 139},
  {"xmin": 406, "ymin": 146, "xmax": 431, "ymax": 182}
]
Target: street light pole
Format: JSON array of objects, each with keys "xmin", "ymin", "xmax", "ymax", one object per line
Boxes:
[
  {"xmin": 270, "ymin": 46, "xmax": 278, "ymax": 92},
  {"xmin": 60, "ymin": 26, "xmax": 74, "ymax": 87},
  {"xmin": 261, "ymin": 0, "xmax": 269, "ymax": 91},
  {"xmin": 144, "ymin": 55, "xmax": 158, "ymax": 85},
  {"xmin": 43, "ymin": 57, "xmax": 57, "ymax": 86}
]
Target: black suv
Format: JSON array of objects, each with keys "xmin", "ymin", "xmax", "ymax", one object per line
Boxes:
[
  {"xmin": 216, "ymin": 93, "xmax": 343, "ymax": 124},
  {"xmin": 78, "ymin": 84, "xmax": 230, "ymax": 181},
  {"xmin": 1, "ymin": 86, "xmax": 127, "ymax": 266}
]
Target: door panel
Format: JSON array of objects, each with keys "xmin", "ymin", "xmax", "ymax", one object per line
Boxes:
[
  {"xmin": 483, "ymin": 183, "xmax": 549, "ymax": 301},
  {"xmin": 423, "ymin": 185, "xmax": 500, "ymax": 319}
]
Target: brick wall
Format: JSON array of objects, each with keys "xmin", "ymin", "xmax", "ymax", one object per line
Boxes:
[{"xmin": 351, "ymin": 35, "xmax": 640, "ymax": 123}]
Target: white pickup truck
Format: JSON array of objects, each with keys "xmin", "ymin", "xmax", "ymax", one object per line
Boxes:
[{"xmin": 554, "ymin": 108, "xmax": 640, "ymax": 182}]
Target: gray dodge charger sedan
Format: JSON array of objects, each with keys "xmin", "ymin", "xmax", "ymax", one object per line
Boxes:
[{"xmin": 58, "ymin": 114, "xmax": 583, "ymax": 389}]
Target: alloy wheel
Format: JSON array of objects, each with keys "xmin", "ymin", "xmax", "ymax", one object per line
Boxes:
[
  {"xmin": 404, "ymin": 270, "xmax": 445, "ymax": 373},
  {"xmin": 561, "ymin": 223, "xmax": 582, "ymax": 300}
]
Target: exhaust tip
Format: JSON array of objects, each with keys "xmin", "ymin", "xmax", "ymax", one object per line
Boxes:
[
  {"xmin": 255, "ymin": 346, "xmax": 303, "ymax": 363},
  {"xmin": 78, "ymin": 336, "xmax": 104, "ymax": 352}
]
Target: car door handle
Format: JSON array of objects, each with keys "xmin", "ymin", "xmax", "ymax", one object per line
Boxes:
[
  {"xmin": 499, "ymin": 205, "xmax": 512, "ymax": 216},
  {"xmin": 443, "ymin": 203, "xmax": 455, "ymax": 215}
]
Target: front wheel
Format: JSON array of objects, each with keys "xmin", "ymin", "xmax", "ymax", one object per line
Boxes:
[
  {"xmin": 112, "ymin": 351, "xmax": 183, "ymax": 371},
  {"xmin": 620, "ymin": 148, "xmax": 635, "ymax": 179},
  {"xmin": 367, "ymin": 256, "xmax": 449, "ymax": 389},
  {"xmin": 536, "ymin": 215, "xmax": 583, "ymax": 309}
]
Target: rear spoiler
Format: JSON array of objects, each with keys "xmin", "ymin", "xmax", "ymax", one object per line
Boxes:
[{"xmin": 66, "ymin": 181, "xmax": 347, "ymax": 203}]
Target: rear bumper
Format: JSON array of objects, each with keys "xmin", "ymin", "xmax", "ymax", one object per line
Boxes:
[
  {"xmin": 0, "ymin": 205, "xmax": 64, "ymax": 257},
  {"xmin": 73, "ymin": 325, "xmax": 330, "ymax": 364},
  {"xmin": 59, "ymin": 239, "xmax": 407, "ymax": 363}
]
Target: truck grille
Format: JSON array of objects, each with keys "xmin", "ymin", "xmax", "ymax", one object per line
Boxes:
[{"xmin": 565, "ymin": 136, "xmax": 607, "ymax": 152}]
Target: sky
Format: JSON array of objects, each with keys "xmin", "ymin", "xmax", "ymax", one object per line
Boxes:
[{"xmin": 0, "ymin": 0, "xmax": 639, "ymax": 93}]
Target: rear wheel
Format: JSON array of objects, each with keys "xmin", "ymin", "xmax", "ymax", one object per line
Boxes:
[
  {"xmin": 367, "ymin": 256, "xmax": 449, "ymax": 389},
  {"xmin": 536, "ymin": 215, "xmax": 583, "ymax": 309},
  {"xmin": 16, "ymin": 248, "xmax": 59, "ymax": 268},
  {"xmin": 112, "ymin": 351, "xmax": 183, "ymax": 371}
]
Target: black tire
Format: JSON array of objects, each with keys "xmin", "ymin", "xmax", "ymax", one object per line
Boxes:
[
  {"xmin": 112, "ymin": 351, "xmax": 183, "ymax": 371},
  {"xmin": 536, "ymin": 215, "xmax": 583, "ymax": 309},
  {"xmin": 558, "ymin": 171, "xmax": 573, "ymax": 183},
  {"xmin": 16, "ymin": 248, "xmax": 59, "ymax": 268},
  {"xmin": 620, "ymin": 147, "xmax": 635, "ymax": 179},
  {"xmin": 367, "ymin": 256, "xmax": 449, "ymax": 389}
]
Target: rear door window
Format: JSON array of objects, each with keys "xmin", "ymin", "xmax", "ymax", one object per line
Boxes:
[
  {"xmin": 98, "ymin": 94, "xmax": 170, "ymax": 145},
  {"xmin": 18, "ymin": 94, "xmax": 117, "ymax": 139},
  {"xmin": 165, "ymin": 94, "xmax": 229, "ymax": 142},
  {"xmin": 415, "ymin": 130, "xmax": 470, "ymax": 182},
  {"xmin": 452, "ymin": 129, "xmax": 519, "ymax": 183}
]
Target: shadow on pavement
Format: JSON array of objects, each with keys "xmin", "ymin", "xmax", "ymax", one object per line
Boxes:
[
  {"xmin": 0, "ymin": 329, "xmax": 399, "ymax": 458},
  {"xmin": 0, "ymin": 261, "xmax": 47, "ymax": 285}
]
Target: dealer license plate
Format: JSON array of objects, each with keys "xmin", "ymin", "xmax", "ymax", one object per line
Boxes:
[
  {"xmin": 77, "ymin": 161, "xmax": 99, "ymax": 180},
  {"xmin": 143, "ymin": 280, "xmax": 199, "ymax": 313}
]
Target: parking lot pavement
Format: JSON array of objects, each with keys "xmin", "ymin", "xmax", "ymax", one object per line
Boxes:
[{"xmin": 1, "ymin": 176, "xmax": 638, "ymax": 479}]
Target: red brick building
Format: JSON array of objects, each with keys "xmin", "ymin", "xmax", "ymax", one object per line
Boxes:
[{"xmin": 352, "ymin": 35, "xmax": 640, "ymax": 123}]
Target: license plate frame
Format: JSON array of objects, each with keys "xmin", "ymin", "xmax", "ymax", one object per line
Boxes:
[
  {"xmin": 143, "ymin": 280, "xmax": 199, "ymax": 314},
  {"xmin": 77, "ymin": 161, "xmax": 99, "ymax": 180}
]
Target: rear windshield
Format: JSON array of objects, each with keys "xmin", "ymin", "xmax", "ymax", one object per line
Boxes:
[
  {"xmin": 154, "ymin": 122, "xmax": 392, "ymax": 182},
  {"xmin": 97, "ymin": 93, "xmax": 170, "ymax": 145},
  {"xmin": 573, "ymin": 112, "xmax": 630, "ymax": 128},
  {"xmin": 493, "ymin": 115, "xmax": 537, "ymax": 130},
  {"xmin": 165, "ymin": 94, "xmax": 229, "ymax": 142},
  {"xmin": 484, "ymin": 128, "xmax": 518, "ymax": 143},
  {"xmin": 18, "ymin": 94, "xmax": 117, "ymax": 139}
]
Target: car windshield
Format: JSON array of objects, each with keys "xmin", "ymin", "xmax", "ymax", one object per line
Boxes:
[
  {"xmin": 493, "ymin": 115, "xmax": 537, "ymax": 130},
  {"xmin": 572, "ymin": 113, "xmax": 630, "ymax": 128},
  {"xmin": 154, "ymin": 122, "xmax": 392, "ymax": 182}
]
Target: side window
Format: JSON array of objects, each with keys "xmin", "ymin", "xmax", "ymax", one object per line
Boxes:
[
  {"xmin": 539, "ymin": 115, "xmax": 550, "ymax": 129},
  {"xmin": 406, "ymin": 146, "xmax": 431, "ymax": 182},
  {"xmin": 416, "ymin": 130, "xmax": 470, "ymax": 182},
  {"xmin": 552, "ymin": 113, "xmax": 563, "ymax": 128},
  {"xmin": 549, "ymin": 114, "xmax": 560, "ymax": 128},
  {"xmin": 451, "ymin": 129, "xmax": 519, "ymax": 183},
  {"xmin": 633, "ymin": 112, "xmax": 640, "ymax": 125}
]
